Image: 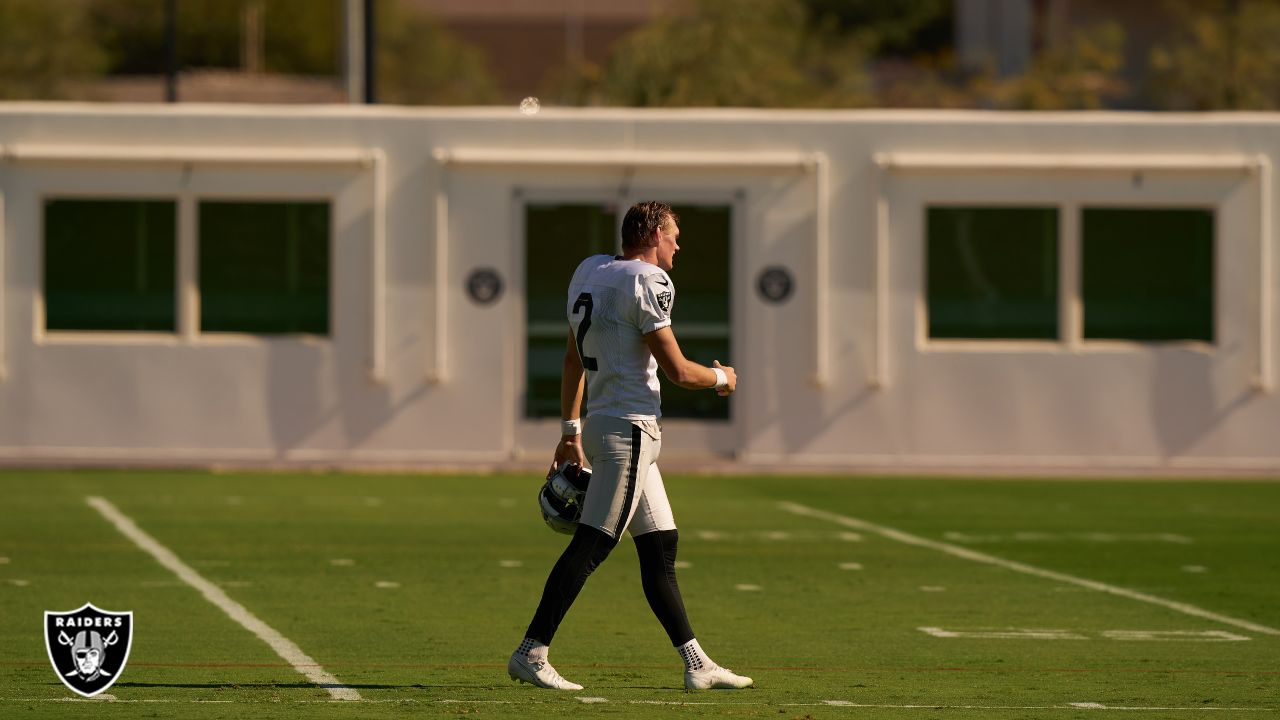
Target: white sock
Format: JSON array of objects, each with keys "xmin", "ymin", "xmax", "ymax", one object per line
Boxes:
[
  {"xmin": 676, "ymin": 638, "xmax": 714, "ymax": 672},
  {"xmin": 516, "ymin": 637, "xmax": 549, "ymax": 662}
]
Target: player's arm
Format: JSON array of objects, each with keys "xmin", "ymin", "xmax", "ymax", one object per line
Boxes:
[
  {"xmin": 552, "ymin": 331, "xmax": 587, "ymax": 470},
  {"xmin": 644, "ymin": 326, "xmax": 736, "ymax": 396}
]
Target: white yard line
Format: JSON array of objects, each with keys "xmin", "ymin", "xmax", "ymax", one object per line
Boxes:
[
  {"xmin": 84, "ymin": 496, "xmax": 362, "ymax": 701},
  {"xmin": 780, "ymin": 502, "xmax": 1280, "ymax": 638},
  {"xmin": 816, "ymin": 701, "xmax": 1274, "ymax": 712}
]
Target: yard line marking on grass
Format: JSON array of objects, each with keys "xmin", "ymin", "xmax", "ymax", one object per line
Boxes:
[
  {"xmin": 819, "ymin": 700, "xmax": 1272, "ymax": 712},
  {"xmin": 576, "ymin": 697, "xmax": 609, "ymax": 703},
  {"xmin": 920, "ymin": 627, "xmax": 1088, "ymax": 640},
  {"xmin": 780, "ymin": 502, "xmax": 1280, "ymax": 638},
  {"xmin": 375, "ymin": 581, "xmax": 400, "ymax": 589},
  {"xmin": 84, "ymin": 496, "xmax": 362, "ymax": 702},
  {"xmin": 1184, "ymin": 565, "xmax": 1209, "ymax": 573},
  {"xmin": 1102, "ymin": 630, "xmax": 1251, "ymax": 642},
  {"xmin": 839, "ymin": 562, "xmax": 864, "ymax": 570},
  {"xmin": 735, "ymin": 583, "xmax": 762, "ymax": 591},
  {"xmin": 0, "ymin": 556, "xmax": 9, "ymax": 564},
  {"xmin": 330, "ymin": 558, "xmax": 356, "ymax": 566},
  {"xmin": 499, "ymin": 560, "xmax": 523, "ymax": 568},
  {"xmin": 945, "ymin": 531, "xmax": 1194, "ymax": 545}
]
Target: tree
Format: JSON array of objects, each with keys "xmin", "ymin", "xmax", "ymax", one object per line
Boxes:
[
  {"xmin": 984, "ymin": 22, "xmax": 1129, "ymax": 110},
  {"xmin": 803, "ymin": 0, "xmax": 952, "ymax": 57},
  {"xmin": 375, "ymin": 0, "xmax": 500, "ymax": 105},
  {"xmin": 88, "ymin": 0, "xmax": 339, "ymax": 75},
  {"xmin": 1150, "ymin": 0, "xmax": 1280, "ymax": 110},
  {"xmin": 0, "ymin": 0, "xmax": 106, "ymax": 99},
  {"xmin": 84, "ymin": 0, "xmax": 498, "ymax": 105},
  {"xmin": 596, "ymin": 0, "xmax": 871, "ymax": 108}
]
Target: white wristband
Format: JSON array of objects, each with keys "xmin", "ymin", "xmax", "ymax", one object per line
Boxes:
[
  {"xmin": 561, "ymin": 418, "xmax": 582, "ymax": 436},
  {"xmin": 711, "ymin": 367, "xmax": 728, "ymax": 390}
]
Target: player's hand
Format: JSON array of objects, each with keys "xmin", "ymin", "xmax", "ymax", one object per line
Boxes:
[
  {"xmin": 551, "ymin": 435, "xmax": 587, "ymax": 475},
  {"xmin": 713, "ymin": 360, "xmax": 736, "ymax": 397}
]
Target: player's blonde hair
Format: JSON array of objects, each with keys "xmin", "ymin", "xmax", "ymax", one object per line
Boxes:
[{"xmin": 622, "ymin": 201, "xmax": 679, "ymax": 251}]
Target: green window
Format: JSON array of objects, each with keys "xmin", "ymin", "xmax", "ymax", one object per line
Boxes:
[
  {"xmin": 524, "ymin": 203, "xmax": 731, "ymax": 420},
  {"xmin": 927, "ymin": 206, "xmax": 1059, "ymax": 340},
  {"xmin": 199, "ymin": 201, "xmax": 330, "ymax": 335},
  {"xmin": 1082, "ymin": 208, "xmax": 1214, "ymax": 342},
  {"xmin": 657, "ymin": 205, "xmax": 731, "ymax": 420},
  {"xmin": 525, "ymin": 204, "xmax": 617, "ymax": 418},
  {"xmin": 44, "ymin": 199, "xmax": 176, "ymax": 332}
]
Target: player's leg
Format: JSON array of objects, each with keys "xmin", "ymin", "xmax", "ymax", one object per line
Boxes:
[
  {"xmin": 523, "ymin": 524, "xmax": 617, "ymax": 645},
  {"xmin": 508, "ymin": 523, "xmax": 615, "ymax": 690},
  {"xmin": 509, "ymin": 415, "xmax": 654, "ymax": 689},
  {"xmin": 630, "ymin": 465, "xmax": 753, "ymax": 690}
]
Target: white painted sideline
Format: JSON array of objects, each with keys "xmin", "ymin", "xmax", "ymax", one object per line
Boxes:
[
  {"xmin": 780, "ymin": 502, "xmax": 1280, "ymax": 637},
  {"xmin": 85, "ymin": 497, "xmax": 361, "ymax": 701}
]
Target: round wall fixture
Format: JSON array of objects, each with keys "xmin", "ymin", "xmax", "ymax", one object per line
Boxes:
[
  {"xmin": 466, "ymin": 268, "xmax": 504, "ymax": 305},
  {"xmin": 756, "ymin": 266, "xmax": 794, "ymax": 304}
]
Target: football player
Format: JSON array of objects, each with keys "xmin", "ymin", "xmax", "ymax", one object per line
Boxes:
[{"xmin": 508, "ymin": 201, "xmax": 753, "ymax": 691}]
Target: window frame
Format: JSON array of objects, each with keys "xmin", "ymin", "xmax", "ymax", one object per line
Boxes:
[
  {"xmin": 512, "ymin": 185, "xmax": 746, "ymax": 458},
  {"xmin": 37, "ymin": 190, "xmax": 183, "ymax": 345},
  {"xmin": 922, "ymin": 203, "xmax": 1064, "ymax": 346},
  {"xmin": 916, "ymin": 200, "xmax": 1221, "ymax": 354},
  {"xmin": 193, "ymin": 193, "xmax": 335, "ymax": 341},
  {"xmin": 1075, "ymin": 201, "xmax": 1218, "ymax": 349}
]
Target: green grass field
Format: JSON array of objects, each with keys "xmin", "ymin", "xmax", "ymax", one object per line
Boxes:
[{"xmin": 1, "ymin": 470, "xmax": 1277, "ymax": 719}]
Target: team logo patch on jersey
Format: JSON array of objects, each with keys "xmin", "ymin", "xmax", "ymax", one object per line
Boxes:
[
  {"xmin": 44, "ymin": 603, "xmax": 133, "ymax": 697},
  {"xmin": 656, "ymin": 291, "xmax": 672, "ymax": 315}
]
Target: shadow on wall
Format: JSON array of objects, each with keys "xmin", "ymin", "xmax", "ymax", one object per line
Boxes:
[
  {"xmin": 1149, "ymin": 346, "xmax": 1254, "ymax": 461},
  {"xmin": 265, "ymin": 340, "xmax": 328, "ymax": 457}
]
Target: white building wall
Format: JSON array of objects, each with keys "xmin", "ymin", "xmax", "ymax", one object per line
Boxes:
[{"xmin": 0, "ymin": 104, "xmax": 1277, "ymax": 473}]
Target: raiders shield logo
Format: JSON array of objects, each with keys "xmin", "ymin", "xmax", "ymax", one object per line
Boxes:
[
  {"xmin": 44, "ymin": 603, "xmax": 133, "ymax": 697},
  {"xmin": 656, "ymin": 291, "xmax": 672, "ymax": 315}
]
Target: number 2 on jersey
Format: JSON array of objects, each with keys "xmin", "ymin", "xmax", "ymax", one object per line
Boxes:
[{"xmin": 572, "ymin": 292, "xmax": 599, "ymax": 371}]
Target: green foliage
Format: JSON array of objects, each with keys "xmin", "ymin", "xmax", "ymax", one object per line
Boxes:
[
  {"xmin": 88, "ymin": 0, "xmax": 339, "ymax": 75},
  {"xmin": 804, "ymin": 0, "xmax": 952, "ymax": 56},
  {"xmin": 1150, "ymin": 0, "xmax": 1280, "ymax": 110},
  {"xmin": 984, "ymin": 22, "xmax": 1129, "ymax": 110},
  {"xmin": 0, "ymin": 0, "xmax": 106, "ymax": 99},
  {"xmin": 375, "ymin": 0, "xmax": 500, "ymax": 105},
  {"xmin": 594, "ymin": 0, "xmax": 872, "ymax": 108},
  {"xmin": 82, "ymin": 0, "xmax": 499, "ymax": 104}
]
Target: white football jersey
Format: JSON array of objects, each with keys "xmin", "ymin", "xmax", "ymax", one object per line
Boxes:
[{"xmin": 566, "ymin": 254, "xmax": 675, "ymax": 420}]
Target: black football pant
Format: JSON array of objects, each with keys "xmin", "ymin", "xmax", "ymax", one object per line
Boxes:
[{"xmin": 525, "ymin": 524, "xmax": 695, "ymax": 647}]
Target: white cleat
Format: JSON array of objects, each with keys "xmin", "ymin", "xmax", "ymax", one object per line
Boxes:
[
  {"xmin": 685, "ymin": 664, "xmax": 754, "ymax": 690},
  {"xmin": 507, "ymin": 652, "xmax": 584, "ymax": 690}
]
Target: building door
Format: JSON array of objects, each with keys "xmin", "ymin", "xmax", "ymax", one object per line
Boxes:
[{"xmin": 520, "ymin": 200, "xmax": 736, "ymax": 458}]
